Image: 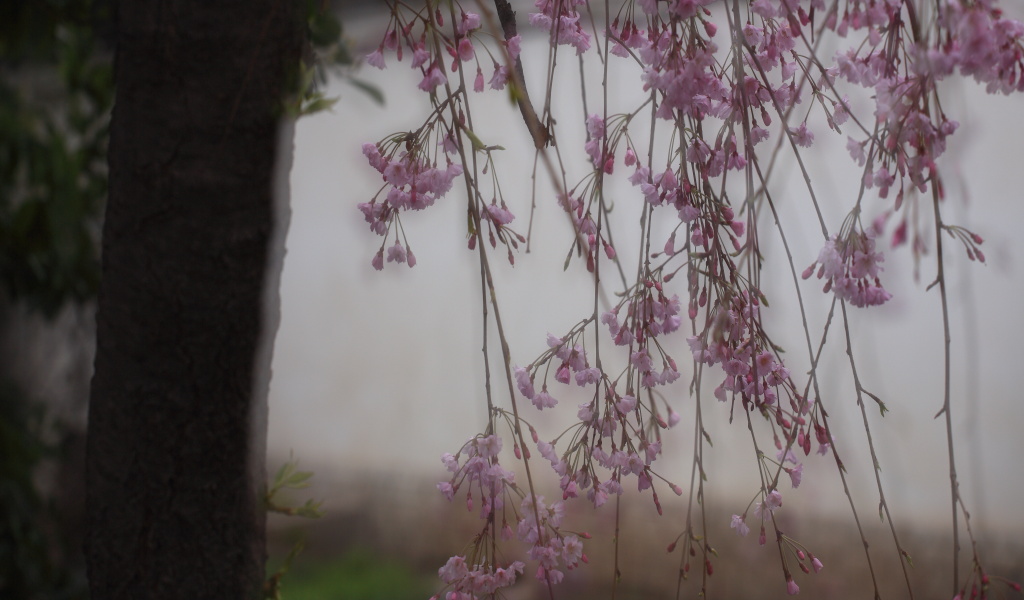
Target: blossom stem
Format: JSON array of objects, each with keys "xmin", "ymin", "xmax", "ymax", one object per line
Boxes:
[
  {"xmin": 840, "ymin": 300, "xmax": 914, "ymax": 598},
  {"xmin": 931, "ymin": 182, "xmax": 960, "ymax": 595}
]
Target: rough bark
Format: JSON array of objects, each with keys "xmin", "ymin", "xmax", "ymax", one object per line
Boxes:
[{"xmin": 86, "ymin": 1, "xmax": 303, "ymax": 598}]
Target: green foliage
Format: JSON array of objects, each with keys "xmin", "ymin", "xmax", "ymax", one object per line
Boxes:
[
  {"xmin": 0, "ymin": 4, "xmax": 106, "ymax": 599},
  {"xmin": 264, "ymin": 456, "xmax": 325, "ymax": 600},
  {"xmin": 267, "ymin": 455, "xmax": 325, "ymax": 519},
  {"xmin": 265, "ymin": 538, "xmax": 307, "ymax": 600},
  {"xmin": 274, "ymin": 550, "xmax": 432, "ymax": 600},
  {"xmin": 288, "ymin": 0, "xmax": 383, "ymax": 118},
  {"xmin": 0, "ymin": 381, "xmax": 86, "ymax": 600},
  {"xmin": 0, "ymin": 0, "xmax": 113, "ymax": 316}
]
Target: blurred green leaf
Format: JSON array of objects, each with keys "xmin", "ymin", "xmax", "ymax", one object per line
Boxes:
[
  {"xmin": 347, "ymin": 78, "xmax": 384, "ymax": 106},
  {"xmin": 308, "ymin": 11, "xmax": 341, "ymax": 48},
  {"xmin": 299, "ymin": 94, "xmax": 339, "ymax": 117}
]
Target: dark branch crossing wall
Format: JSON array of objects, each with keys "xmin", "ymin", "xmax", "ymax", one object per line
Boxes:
[{"xmin": 86, "ymin": 1, "xmax": 303, "ymax": 598}]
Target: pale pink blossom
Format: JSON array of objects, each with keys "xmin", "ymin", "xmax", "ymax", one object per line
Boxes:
[
  {"xmin": 533, "ymin": 389, "xmax": 557, "ymax": 410},
  {"xmin": 456, "ymin": 12, "xmax": 481, "ymax": 36},
  {"xmin": 514, "ymin": 366, "xmax": 536, "ymax": 399},
  {"xmin": 456, "ymin": 38, "xmax": 474, "ymax": 62},
  {"xmin": 730, "ymin": 514, "xmax": 750, "ymax": 536},
  {"xmin": 530, "ymin": 1, "xmax": 591, "ymax": 54},
  {"xmin": 790, "ymin": 123, "xmax": 814, "ymax": 147},
  {"xmin": 537, "ymin": 440, "xmax": 559, "ymax": 465},
  {"xmin": 787, "ymin": 577, "xmax": 800, "ymax": 595},
  {"xmin": 804, "ymin": 232, "xmax": 891, "ymax": 307},
  {"xmin": 489, "ymin": 64, "xmax": 510, "ymax": 90},
  {"xmin": 506, "ymin": 34, "xmax": 522, "ymax": 60},
  {"xmin": 386, "ymin": 242, "xmax": 407, "ymax": 264},
  {"xmin": 787, "ymin": 463, "xmax": 803, "ymax": 488},
  {"xmin": 577, "ymin": 401, "xmax": 596, "ymax": 423},
  {"xmin": 411, "ymin": 44, "xmax": 430, "ymax": 68},
  {"xmin": 555, "ymin": 365, "xmax": 571, "ymax": 384},
  {"xmin": 365, "ymin": 48, "xmax": 386, "ymax": 69},
  {"xmin": 616, "ymin": 394, "xmax": 637, "ymax": 414},
  {"xmin": 439, "ymin": 555, "xmax": 469, "ymax": 583},
  {"xmin": 476, "ymin": 434, "xmax": 502, "ymax": 458},
  {"xmin": 418, "ymin": 66, "xmax": 447, "ymax": 91},
  {"xmin": 561, "ymin": 534, "xmax": 584, "ymax": 566}
]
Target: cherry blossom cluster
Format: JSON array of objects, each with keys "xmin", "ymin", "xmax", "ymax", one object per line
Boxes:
[
  {"xmin": 361, "ymin": 0, "xmax": 1024, "ymax": 596},
  {"xmin": 515, "ymin": 494, "xmax": 588, "ymax": 584},
  {"xmin": 537, "ymin": 396, "xmax": 681, "ymax": 505},
  {"xmin": 637, "ymin": 24, "xmax": 730, "ymax": 121},
  {"xmin": 433, "ymin": 434, "xmax": 551, "ymax": 597},
  {"xmin": 600, "ymin": 279, "xmax": 683, "ymax": 388},
  {"xmin": 359, "ymin": 141, "xmax": 463, "ymax": 269},
  {"xmin": 365, "ymin": 5, "xmax": 522, "ymax": 94},
  {"xmin": 435, "ymin": 555, "xmax": 525, "ymax": 599},
  {"xmin": 937, "ymin": 0, "xmax": 1024, "ymax": 95},
  {"xmin": 359, "ymin": 2, "xmax": 534, "ymax": 271},
  {"xmin": 684, "ymin": 289, "xmax": 828, "ymax": 507},
  {"xmin": 802, "ymin": 229, "xmax": 892, "ymax": 308},
  {"xmin": 687, "ymin": 292, "xmax": 800, "ymax": 409},
  {"xmin": 836, "ymin": 47, "xmax": 960, "ymax": 198},
  {"xmin": 434, "ymin": 431, "xmax": 593, "ymax": 593},
  {"xmin": 515, "ymin": 324, "xmax": 684, "ymax": 513},
  {"xmin": 629, "ymin": 158, "xmax": 748, "ymax": 258},
  {"xmin": 829, "ymin": 0, "xmax": 1023, "ymax": 204},
  {"xmin": 437, "ymin": 434, "xmax": 515, "ymax": 517},
  {"xmin": 530, "ymin": 0, "xmax": 591, "ymax": 54}
]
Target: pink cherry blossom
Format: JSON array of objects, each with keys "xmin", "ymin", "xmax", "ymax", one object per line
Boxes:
[
  {"xmin": 506, "ymin": 34, "xmax": 522, "ymax": 60},
  {"xmin": 489, "ymin": 63, "xmax": 510, "ymax": 90},
  {"xmin": 530, "ymin": 0, "xmax": 591, "ymax": 54},
  {"xmin": 439, "ymin": 555, "xmax": 469, "ymax": 584},
  {"xmin": 787, "ymin": 463, "xmax": 804, "ymax": 488},
  {"xmin": 514, "ymin": 366, "xmax": 536, "ymax": 399},
  {"xmin": 790, "ymin": 123, "xmax": 814, "ymax": 147},
  {"xmin": 456, "ymin": 38, "xmax": 474, "ymax": 62},
  {"xmin": 418, "ymin": 66, "xmax": 447, "ymax": 91},
  {"xmin": 365, "ymin": 48, "xmax": 386, "ymax": 69},
  {"xmin": 533, "ymin": 389, "xmax": 557, "ymax": 410},
  {"xmin": 730, "ymin": 514, "xmax": 750, "ymax": 537},
  {"xmin": 804, "ymin": 231, "xmax": 891, "ymax": 307},
  {"xmin": 787, "ymin": 577, "xmax": 800, "ymax": 595},
  {"xmin": 386, "ymin": 242, "xmax": 407, "ymax": 264}
]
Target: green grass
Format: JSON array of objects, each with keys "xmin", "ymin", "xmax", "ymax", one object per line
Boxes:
[{"xmin": 275, "ymin": 549, "xmax": 433, "ymax": 600}]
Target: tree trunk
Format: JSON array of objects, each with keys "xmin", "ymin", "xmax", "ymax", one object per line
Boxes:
[{"xmin": 86, "ymin": 2, "xmax": 303, "ymax": 598}]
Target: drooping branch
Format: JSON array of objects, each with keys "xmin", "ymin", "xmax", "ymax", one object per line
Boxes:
[{"xmin": 492, "ymin": 0, "xmax": 549, "ymax": 149}]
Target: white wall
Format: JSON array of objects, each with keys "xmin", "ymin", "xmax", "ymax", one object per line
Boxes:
[{"xmin": 268, "ymin": 4, "xmax": 1024, "ymax": 536}]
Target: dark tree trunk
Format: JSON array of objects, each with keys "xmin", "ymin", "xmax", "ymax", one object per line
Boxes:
[{"xmin": 86, "ymin": 1, "xmax": 303, "ymax": 598}]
